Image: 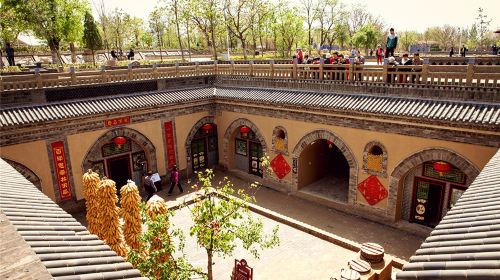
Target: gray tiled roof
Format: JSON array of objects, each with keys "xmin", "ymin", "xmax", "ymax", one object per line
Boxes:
[
  {"xmin": 396, "ymin": 149, "xmax": 500, "ymax": 280},
  {"xmin": 215, "ymin": 87, "xmax": 500, "ymax": 125},
  {"xmin": 0, "ymin": 158, "xmax": 147, "ymax": 280},
  {"xmin": 1, "ymin": 86, "xmax": 499, "ymax": 127}
]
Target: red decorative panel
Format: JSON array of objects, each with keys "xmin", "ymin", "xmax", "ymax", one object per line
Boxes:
[
  {"xmin": 357, "ymin": 175, "xmax": 388, "ymax": 205},
  {"xmin": 164, "ymin": 121, "xmax": 177, "ymax": 167},
  {"xmin": 270, "ymin": 154, "xmax": 291, "ymax": 179},
  {"xmin": 104, "ymin": 116, "xmax": 130, "ymax": 127},
  {"xmin": 51, "ymin": 141, "xmax": 72, "ymax": 200},
  {"xmin": 234, "ymin": 259, "xmax": 253, "ymax": 280}
]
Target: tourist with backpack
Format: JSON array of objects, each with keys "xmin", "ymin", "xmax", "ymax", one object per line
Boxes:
[{"xmin": 144, "ymin": 171, "xmax": 157, "ymax": 201}]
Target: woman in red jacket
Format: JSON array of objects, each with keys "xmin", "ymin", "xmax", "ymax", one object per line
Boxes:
[{"xmin": 376, "ymin": 44, "xmax": 384, "ymax": 65}]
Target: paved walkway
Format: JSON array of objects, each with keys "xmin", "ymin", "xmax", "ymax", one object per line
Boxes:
[{"xmin": 161, "ymin": 171, "xmax": 424, "ymax": 261}]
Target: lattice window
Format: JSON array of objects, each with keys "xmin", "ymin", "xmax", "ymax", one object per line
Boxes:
[
  {"xmin": 272, "ymin": 126, "xmax": 288, "ymax": 155},
  {"xmin": 362, "ymin": 142, "xmax": 388, "ymax": 177}
]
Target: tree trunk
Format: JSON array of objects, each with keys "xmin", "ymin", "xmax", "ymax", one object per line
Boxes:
[
  {"xmin": 92, "ymin": 49, "xmax": 96, "ymax": 67},
  {"xmin": 70, "ymin": 42, "xmax": 77, "ymax": 63},
  {"xmin": 174, "ymin": 4, "xmax": 185, "ymax": 61},
  {"xmin": 259, "ymin": 35, "xmax": 264, "ymax": 57},
  {"xmin": 210, "ymin": 21, "xmax": 218, "ymax": 60},
  {"xmin": 207, "ymin": 250, "xmax": 213, "ymax": 280},
  {"xmin": 48, "ymin": 38, "xmax": 62, "ymax": 66},
  {"xmin": 241, "ymin": 37, "xmax": 247, "ymax": 60},
  {"xmin": 186, "ymin": 21, "xmax": 192, "ymax": 61}
]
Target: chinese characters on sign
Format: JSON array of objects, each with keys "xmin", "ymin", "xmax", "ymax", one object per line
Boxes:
[
  {"xmin": 51, "ymin": 141, "xmax": 72, "ymax": 200},
  {"xmin": 233, "ymin": 259, "xmax": 253, "ymax": 280},
  {"xmin": 164, "ymin": 121, "xmax": 177, "ymax": 167},
  {"xmin": 104, "ymin": 116, "xmax": 131, "ymax": 127}
]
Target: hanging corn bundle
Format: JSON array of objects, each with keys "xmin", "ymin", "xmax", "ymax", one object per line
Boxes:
[
  {"xmin": 120, "ymin": 179, "xmax": 142, "ymax": 250},
  {"xmin": 82, "ymin": 169, "xmax": 101, "ymax": 236},
  {"xmin": 146, "ymin": 194, "xmax": 169, "ymax": 218},
  {"xmin": 98, "ymin": 177, "xmax": 127, "ymax": 257}
]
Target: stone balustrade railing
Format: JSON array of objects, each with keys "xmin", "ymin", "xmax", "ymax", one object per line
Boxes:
[{"xmin": 1, "ymin": 61, "xmax": 499, "ymax": 92}]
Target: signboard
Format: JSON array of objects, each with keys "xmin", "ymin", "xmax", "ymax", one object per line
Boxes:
[
  {"xmin": 233, "ymin": 259, "xmax": 253, "ymax": 280},
  {"xmin": 51, "ymin": 141, "xmax": 72, "ymax": 200},
  {"xmin": 151, "ymin": 173, "xmax": 161, "ymax": 182},
  {"xmin": 164, "ymin": 121, "xmax": 177, "ymax": 167},
  {"xmin": 104, "ymin": 116, "xmax": 131, "ymax": 127}
]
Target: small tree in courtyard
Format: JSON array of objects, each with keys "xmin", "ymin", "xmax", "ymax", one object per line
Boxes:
[
  {"xmin": 83, "ymin": 11, "xmax": 103, "ymax": 67},
  {"xmin": 188, "ymin": 169, "xmax": 280, "ymax": 280}
]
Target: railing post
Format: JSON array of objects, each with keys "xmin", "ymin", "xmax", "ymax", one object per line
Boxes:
[
  {"xmin": 421, "ymin": 64, "xmax": 429, "ymax": 84},
  {"xmin": 213, "ymin": 60, "xmax": 218, "ymax": 75},
  {"xmin": 293, "ymin": 58, "xmax": 298, "ymax": 79},
  {"xmin": 249, "ymin": 60, "xmax": 254, "ymax": 77},
  {"xmin": 69, "ymin": 66, "xmax": 76, "ymax": 85},
  {"xmin": 349, "ymin": 63, "xmax": 354, "ymax": 81},
  {"xmin": 101, "ymin": 65, "xmax": 108, "ymax": 83},
  {"xmin": 270, "ymin": 60, "xmax": 274, "ymax": 78},
  {"xmin": 35, "ymin": 68, "xmax": 43, "ymax": 89},
  {"xmin": 466, "ymin": 60, "xmax": 474, "ymax": 86},
  {"xmin": 152, "ymin": 64, "xmax": 159, "ymax": 79},
  {"xmin": 127, "ymin": 63, "xmax": 133, "ymax": 80},
  {"xmin": 195, "ymin": 61, "xmax": 200, "ymax": 75},
  {"xmin": 175, "ymin": 62, "xmax": 180, "ymax": 77},
  {"xmin": 382, "ymin": 64, "xmax": 388, "ymax": 83},
  {"xmin": 319, "ymin": 58, "xmax": 324, "ymax": 81},
  {"xmin": 231, "ymin": 61, "xmax": 235, "ymax": 75}
]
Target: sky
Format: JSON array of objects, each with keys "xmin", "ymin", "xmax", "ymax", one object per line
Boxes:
[{"xmin": 91, "ymin": 0, "xmax": 499, "ymax": 33}]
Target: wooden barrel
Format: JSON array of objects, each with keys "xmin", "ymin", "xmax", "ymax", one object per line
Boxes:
[
  {"xmin": 348, "ymin": 258, "xmax": 371, "ymax": 274},
  {"xmin": 360, "ymin": 242, "xmax": 384, "ymax": 263},
  {"xmin": 340, "ymin": 268, "xmax": 360, "ymax": 280}
]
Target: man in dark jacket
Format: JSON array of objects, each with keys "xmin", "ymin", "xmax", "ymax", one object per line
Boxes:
[
  {"xmin": 385, "ymin": 28, "xmax": 398, "ymax": 57},
  {"xmin": 144, "ymin": 171, "xmax": 156, "ymax": 201},
  {"xmin": 6, "ymin": 43, "xmax": 15, "ymax": 66}
]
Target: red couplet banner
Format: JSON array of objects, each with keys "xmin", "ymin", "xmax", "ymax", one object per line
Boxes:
[
  {"xmin": 164, "ymin": 121, "xmax": 177, "ymax": 167},
  {"xmin": 51, "ymin": 141, "xmax": 72, "ymax": 200}
]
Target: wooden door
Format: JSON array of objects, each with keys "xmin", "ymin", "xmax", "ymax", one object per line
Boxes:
[
  {"xmin": 249, "ymin": 142, "xmax": 263, "ymax": 177},
  {"xmin": 191, "ymin": 138, "xmax": 207, "ymax": 171},
  {"xmin": 411, "ymin": 178, "xmax": 444, "ymax": 227},
  {"xmin": 107, "ymin": 155, "xmax": 131, "ymax": 193}
]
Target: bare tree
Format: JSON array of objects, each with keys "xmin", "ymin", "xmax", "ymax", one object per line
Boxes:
[
  {"xmin": 301, "ymin": 0, "xmax": 316, "ymax": 50},
  {"xmin": 313, "ymin": 0, "xmax": 339, "ymax": 52}
]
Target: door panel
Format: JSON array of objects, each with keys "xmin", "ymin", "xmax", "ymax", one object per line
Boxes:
[
  {"xmin": 191, "ymin": 138, "xmax": 206, "ymax": 171},
  {"xmin": 411, "ymin": 178, "xmax": 444, "ymax": 227},
  {"xmin": 107, "ymin": 155, "xmax": 131, "ymax": 193},
  {"xmin": 249, "ymin": 142, "xmax": 263, "ymax": 177}
]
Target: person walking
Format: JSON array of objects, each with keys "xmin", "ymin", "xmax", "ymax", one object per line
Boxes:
[
  {"xmin": 6, "ymin": 43, "xmax": 15, "ymax": 66},
  {"xmin": 460, "ymin": 45, "xmax": 467, "ymax": 57},
  {"xmin": 144, "ymin": 171, "xmax": 157, "ymax": 201},
  {"xmin": 385, "ymin": 28, "xmax": 398, "ymax": 58},
  {"xmin": 449, "ymin": 47, "xmax": 454, "ymax": 57},
  {"xmin": 127, "ymin": 49, "xmax": 135, "ymax": 60},
  {"xmin": 376, "ymin": 45, "xmax": 384, "ymax": 65},
  {"xmin": 167, "ymin": 165, "xmax": 183, "ymax": 195}
]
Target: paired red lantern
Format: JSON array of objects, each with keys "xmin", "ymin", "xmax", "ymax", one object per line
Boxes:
[
  {"xmin": 113, "ymin": 136, "xmax": 127, "ymax": 148},
  {"xmin": 433, "ymin": 161, "xmax": 451, "ymax": 176},
  {"xmin": 240, "ymin": 126, "xmax": 251, "ymax": 137},
  {"xmin": 201, "ymin": 123, "xmax": 213, "ymax": 134}
]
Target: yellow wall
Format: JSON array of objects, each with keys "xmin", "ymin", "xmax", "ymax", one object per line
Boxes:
[
  {"xmin": 67, "ymin": 119, "xmax": 166, "ymax": 200},
  {"xmin": 0, "ymin": 141, "xmax": 56, "ymax": 200},
  {"xmin": 219, "ymin": 110, "xmax": 498, "ymax": 209},
  {"xmin": 174, "ymin": 111, "xmax": 211, "ymax": 170}
]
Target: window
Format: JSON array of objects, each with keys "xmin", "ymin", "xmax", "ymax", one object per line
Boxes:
[
  {"xmin": 362, "ymin": 142, "xmax": 387, "ymax": 177},
  {"xmin": 272, "ymin": 126, "xmax": 288, "ymax": 154}
]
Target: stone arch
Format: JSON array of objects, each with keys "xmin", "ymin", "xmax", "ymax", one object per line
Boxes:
[
  {"xmin": 291, "ymin": 129, "xmax": 358, "ymax": 204},
  {"xmin": 362, "ymin": 141, "xmax": 388, "ymax": 177},
  {"xmin": 184, "ymin": 115, "xmax": 216, "ymax": 174},
  {"xmin": 387, "ymin": 147, "xmax": 480, "ymax": 220},
  {"xmin": 2, "ymin": 158, "xmax": 42, "ymax": 191},
  {"xmin": 82, "ymin": 127, "xmax": 157, "ymax": 173},
  {"xmin": 222, "ymin": 118, "xmax": 268, "ymax": 170},
  {"xmin": 272, "ymin": 125, "xmax": 288, "ymax": 155}
]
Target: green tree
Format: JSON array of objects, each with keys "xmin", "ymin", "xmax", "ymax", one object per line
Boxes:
[
  {"xmin": 62, "ymin": 0, "xmax": 87, "ymax": 63},
  {"xmin": 273, "ymin": 3, "xmax": 303, "ymax": 57},
  {"xmin": 191, "ymin": 0, "xmax": 220, "ymax": 60},
  {"xmin": 128, "ymin": 208, "xmax": 204, "ymax": 280},
  {"xmin": 352, "ymin": 23, "xmax": 380, "ymax": 55},
  {"xmin": 3, "ymin": 0, "xmax": 88, "ymax": 65},
  {"xmin": 82, "ymin": 11, "xmax": 103, "ymax": 66},
  {"xmin": 476, "ymin": 7, "xmax": 491, "ymax": 49},
  {"xmin": 149, "ymin": 6, "xmax": 167, "ymax": 61},
  {"xmin": 188, "ymin": 170, "xmax": 279, "ymax": 280},
  {"xmin": 398, "ymin": 31, "xmax": 419, "ymax": 52}
]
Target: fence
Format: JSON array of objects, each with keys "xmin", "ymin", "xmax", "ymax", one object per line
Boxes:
[{"xmin": 1, "ymin": 61, "xmax": 499, "ymax": 92}]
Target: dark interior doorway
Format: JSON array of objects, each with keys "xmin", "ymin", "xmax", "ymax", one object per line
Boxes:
[
  {"xmin": 107, "ymin": 155, "xmax": 131, "ymax": 193},
  {"xmin": 298, "ymin": 139, "xmax": 350, "ymax": 202},
  {"xmin": 411, "ymin": 178, "xmax": 444, "ymax": 227}
]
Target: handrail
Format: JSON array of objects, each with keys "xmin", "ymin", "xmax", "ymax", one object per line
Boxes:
[{"xmin": 1, "ymin": 62, "xmax": 499, "ymax": 92}]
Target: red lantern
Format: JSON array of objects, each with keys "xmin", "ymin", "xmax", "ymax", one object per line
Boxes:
[
  {"xmin": 433, "ymin": 161, "xmax": 451, "ymax": 176},
  {"xmin": 202, "ymin": 123, "xmax": 213, "ymax": 134},
  {"xmin": 113, "ymin": 136, "xmax": 127, "ymax": 148},
  {"xmin": 240, "ymin": 126, "xmax": 251, "ymax": 137},
  {"xmin": 326, "ymin": 140, "xmax": 333, "ymax": 149}
]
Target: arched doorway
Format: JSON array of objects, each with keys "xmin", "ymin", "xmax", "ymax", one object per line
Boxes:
[
  {"xmin": 82, "ymin": 128, "xmax": 157, "ymax": 192},
  {"xmin": 298, "ymin": 139, "xmax": 350, "ymax": 202},
  {"xmin": 223, "ymin": 118, "xmax": 268, "ymax": 178},
  {"xmin": 390, "ymin": 148, "xmax": 480, "ymax": 226},
  {"xmin": 292, "ymin": 130, "xmax": 357, "ymax": 204},
  {"xmin": 2, "ymin": 158, "xmax": 42, "ymax": 191},
  {"xmin": 190, "ymin": 123, "xmax": 219, "ymax": 172}
]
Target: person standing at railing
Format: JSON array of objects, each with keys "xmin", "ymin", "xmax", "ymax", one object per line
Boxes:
[
  {"xmin": 460, "ymin": 45, "xmax": 467, "ymax": 57},
  {"xmin": 399, "ymin": 53, "xmax": 413, "ymax": 83},
  {"xmin": 386, "ymin": 28, "xmax": 398, "ymax": 58},
  {"xmin": 296, "ymin": 47, "xmax": 303, "ymax": 64},
  {"xmin": 324, "ymin": 53, "xmax": 332, "ymax": 64},
  {"xmin": 5, "ymin": 43, "xmax": 15, "ymax": 66},
  {"xmin": 449, "ymin": 47, "xmax": 455, "ymax": 57},
  {"xmin": 376, "ymin": 45, "xmax": 384, "ymax": 65},
  {"xmin": 354, "ymin": 51, "xmax": 365, "ymax": 81},
  {"xmin": 411, "ymin": 53, "xmax": 423, "ymax": 83},
  {"xmin": 127, "ymin": 49, "xmax": 135, "ymax": 60}
]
